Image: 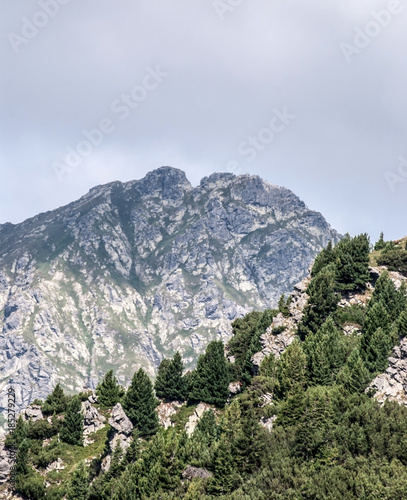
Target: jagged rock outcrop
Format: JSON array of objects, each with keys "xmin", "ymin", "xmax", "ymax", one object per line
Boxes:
[
  {"xmin": 252, "ymin": 275, "xmax": 310, "ymax": 369},
  {"xmin": 81, "ymin": 401, "xmax": 106, "ymax": 438},
  {"xmin": 0, "ymin": 443, "xmax": 10, "ymax": 484},
  {"xmin": 103, "ymin": 403, "xmax": 133, "ymax": 471},
  {"xmin": 22, "ymin": 404, "xmax": 43, "ymax": 423},
  {"xmin": 182, "ymin": 465, "xmax": 213, "ymax": 480},
  {"xmin": 0, "ymin": 167, "xmax": 339, "ymax": 420},
  {"xmin": 185, "ymin": 403, "xmax": 212, "ymax": 436},
  {"xmin": 370, "ymin": 339, "xmax": 407, "ymax": 405},
  {"xmin": 157, "ymin": 401, "xmax": 183, "ymax": 429}
]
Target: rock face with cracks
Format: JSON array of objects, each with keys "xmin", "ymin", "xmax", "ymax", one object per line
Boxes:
[{"xmin": 0, "ymin": 167, "xmax": 339, "ymax": 422}]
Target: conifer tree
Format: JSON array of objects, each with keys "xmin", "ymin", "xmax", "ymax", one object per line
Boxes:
[
  {"xmin": 276, "ymin": 339, "xmax": 307, "ymax": 399},
  {"xmin": 300, "ymin": 265, "xmax": 340, "ymax": 337},
  {"xmin": 14, "ymin": 438, "xmax": 30, "ymax": 477},
  {"xmin": 364, "ymin": 327, "xmax": 391, "ymax": 374},
  {"xmin": 60, "ymin": 396, "xmax": 83, "ymax": 446},
  {"xmin": 337, "ymin": 348, "xmax": 370, "ymax": 393},
  {"xmin": 154, "ymin": 351, "xmax": 186, "ymax": 401},
  {"xmin": 311, "ymin": 240, "xmax": 335, "ymax": 277},
  {"xmin": 123, "ymin": 368, "xmax": 159, "ymax": 437},
  {"xmin": 188, "ymin": 341, "xmax": 230, "ymax": 407},
  {"xmin": 361, "ymin": 301, "xmax": 390, "ymax": 354},
  {"xmin": 67, "ymin": 461, "xmax": 88, "ymax": 500},
  {"xmin": 208, "ymin": 437, "xmax": 240, "ymax": 495},
  {"xmin": 42, "ymin": 382, "xmax": 68, "ymax": 415},
  {"xmin": 374, "ymin": 232, "xmax": 386, "ymax": 251},
  {"xmin": 96, "ymin": 369, "xmax": 123, "ymax": 407},
  {"xmin": 305, "ymin": 318, "xmax": 347, "ymax": 386},
  {"xmin": 334, "ymin": 233, "xmax": 370, "ymax": 291}
]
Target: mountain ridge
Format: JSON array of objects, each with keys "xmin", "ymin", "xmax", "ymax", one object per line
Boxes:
[{"xmin": 0, "ymin": 167, "xmax": 340, "ymax": 418}]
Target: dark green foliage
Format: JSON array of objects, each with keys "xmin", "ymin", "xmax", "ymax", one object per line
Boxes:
[
  {"xmin": 15, "ymin": 438, "xmax": 30, "ymax": 476},
  {"xmin": 374, "ymin": 232, "xmax": 386, "ymax": 251},
  {"xmin": 96, "ymin": 369, "xmax": 124, "ymax": 407},
  {"xmin": 67, "ymin": 461, "xmax": 89, "ymax": 500},
  {"xmin": 377, "ymin": 247, "xmax": 407, "ymax": 276},
  {"xmin": 155, "ymin": 351, "xmax": 186, "ymax": 401},
  {"xmin": 311, "ymin": 240, "xmax": 335, "ymax": 277},
  {"xmin": 15, "ymin": 473, "xmax": 46, "ymax": 500},
  {"xmin": 42, "ymin": 383, "xmax": 68, "ymax": 415},
  {"xmin": 337, "ymin": 348, "xmax": 370, "ymax": 393},
  {"xmin": 195, "ymin": 410, "xmax": 218, "ymax": 443},
  {"xmin": 304, "ymin": 317, "xmax": 347, "ymax": 386},
  {"xmin": 276, "ymin": 339, "xmax": 307, "ymax": 399},
  {"xmin": 27, "ymin": 418, "xmax": 56, "ymax": 440},
  {"xmin": 123, "ymin": 368, "xmax": 159, "ymax": 437},
  {"xmin": 60, "ymin": 396, "xmax": 83, "ymax": 446},
  {"xmin": 278, "ymin": 294, "xmax": 291, "ymax": 317},
  {"xmin": 5, "ymin": 414, "xmax": 27, "ymax": 448},
  {"xmin": 300, "ymin": 265, "xmax": 340, "ymax": 337},
  {"xmin": 189, "ymin": 341, "xmax": 230, "ymax": 407},
  {"xmin": 334, "ymin": 233, "xmax": 370, "ymax": 291}
]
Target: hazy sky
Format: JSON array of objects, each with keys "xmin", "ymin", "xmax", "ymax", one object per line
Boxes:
[{"xmin": 1, "ymin": 0, "xmax": 406, "ymax": 242}]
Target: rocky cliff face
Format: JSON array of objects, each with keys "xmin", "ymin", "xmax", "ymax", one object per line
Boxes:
[{"xmin": 0, "ymin": 167, "xmax": 339, "ymax": 419}]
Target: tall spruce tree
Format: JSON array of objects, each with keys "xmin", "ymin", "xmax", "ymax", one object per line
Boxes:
[
  {"xmin": 154, "ymin": 351, "xmax": 186, "ymax": 401},
  {"xmin": 337, "ymin": 348, "xmax": 370, "ymax": 393},
  {"xmin": 276, "ymin": 339, "xmax": 307, "ymax": 399},
  {"xmin": 42, "ymin": 382, "xmax": 68, "ymax": 415},
  {"xmin": 334, "ymin": 233, "xmax": 370, "ymax": 291},
  {"xmin": 123, "ymin": 368, "xmax": 159, "ymax": 438},
  {"xmin": 311, "ymin": 240, "xmax": 335, "ymax": 277},
  {"xmin": 96, "ymin": 369, "xmax": 123, "ymax": 407},
  {"xmin": 189, "ymin": 341, "xmax": 230, "ymax": 407},
  {"xmin": 300, "ymin": 265, "xmax": 340, "ymax": 337},
  {"xmin": 67, "ymin": 461, "xmax": 89, "ymax": 500},
  {"xmin": 60, "ymin": 396, "xmax": 83, "ymax": 446}
]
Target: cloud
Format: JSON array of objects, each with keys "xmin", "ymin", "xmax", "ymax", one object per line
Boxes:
[{"xmin": 0, "ymin": 0, "xmax": 406, "ymax": 242}]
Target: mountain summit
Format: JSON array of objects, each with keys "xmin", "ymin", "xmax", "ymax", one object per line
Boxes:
[{"xmin": 0, "ymin": 167, "xmax": 339, "ymax": 413}]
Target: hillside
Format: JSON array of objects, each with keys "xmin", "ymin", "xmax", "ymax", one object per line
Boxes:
[
  {"xmin": 2, "ymin": 234, "xmax": 407, "ymax": 499},
  {"xmin": 0, "ymin": 167, "xmax": 339, "ymax": 416}
]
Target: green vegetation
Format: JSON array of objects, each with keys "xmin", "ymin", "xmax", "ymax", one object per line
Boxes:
[{"xmin": 5, "ymin": 234, "xmax": 407, "ymax": 499}]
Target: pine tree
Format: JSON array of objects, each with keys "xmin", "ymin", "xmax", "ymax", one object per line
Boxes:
[
  {"xmin": 14, "ymin": 438, "xmax": 30, "ymax": 476},
  {"xmin": 207, "ymin": 437, "xmax": 240, "ymax": 495},
  {"xmin": 364, "ymin": 327, "xmax": 391, "ymax": 374},
  {"xmin": 188, "ymin": 341, "xmax": 230, "ymax": 407},
  {"xmin": 374, "ymin": 232, "xmax": 386, "ymax": 251},
  {"xmin": 60, "ymin": 396, "xmax": 83, "ymax": 446},
  {"xmin": 361, "ymin": 301, "xmax": 390, "ymax": 354},
  {"xmin": 305, "ymin": 318, "xmax": 347, "ymax": 386},
  {"xmin": 337, "ymin": 348, "xmax": 370, "ymax": 393},
  {"xmin": 299, "ymin": 265, "xmax": 340, "ymax": 338},
  {"xmin": 334, "ymin": 233, "xmax": 370, "ymax": 291},
  {"xmin": 276, "ymin": 339, "xmax": 307, "ymax": 399},
  {"xmin": 123, "ymin": 368, "xmax": 159, "ymax": 438},
  {"xmin": 278, "ymin": 294, "xmax": 290, "ymax": 317},
  {"xmin": 154, "ymin": 351, "xmax": 186, "ymax": 401},
  {"xmin": 67, "ymin": 461, "xmax": 88, "ymax": 500},
  {"xmin": 96, "ymin": 369, "xmax": 123, "ymax": 407},
  {"xmin": 42, "ymin": 382, "xmax": 68, "ymax": 415},
  {"xmin": 311, "ymin": 240, "xmax": 335, "ymax": 277}
]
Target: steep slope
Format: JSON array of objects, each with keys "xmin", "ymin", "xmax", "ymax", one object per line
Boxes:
[{"xmin": 0, "ymin": 167, "xmax": 339, "ymax": 415}]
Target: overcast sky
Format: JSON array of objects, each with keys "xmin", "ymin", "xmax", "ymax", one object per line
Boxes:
[{"xmin": 1, "ymin": 0, "xmax": 406, "ymax": 242}]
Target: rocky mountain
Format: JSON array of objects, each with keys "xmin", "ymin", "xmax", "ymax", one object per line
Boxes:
[{"xmin": 0, "ymin": 167, "xmax": 340, "ymax": 420}]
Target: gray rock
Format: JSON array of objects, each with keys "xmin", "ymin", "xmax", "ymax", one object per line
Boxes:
[
  {"xmin": 0, "ymin": 168, "xmax": 340, "ymax": 427},
  {"xmin": 81, "ymin": 401, "xmax": 106, "ymax": 437}
]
